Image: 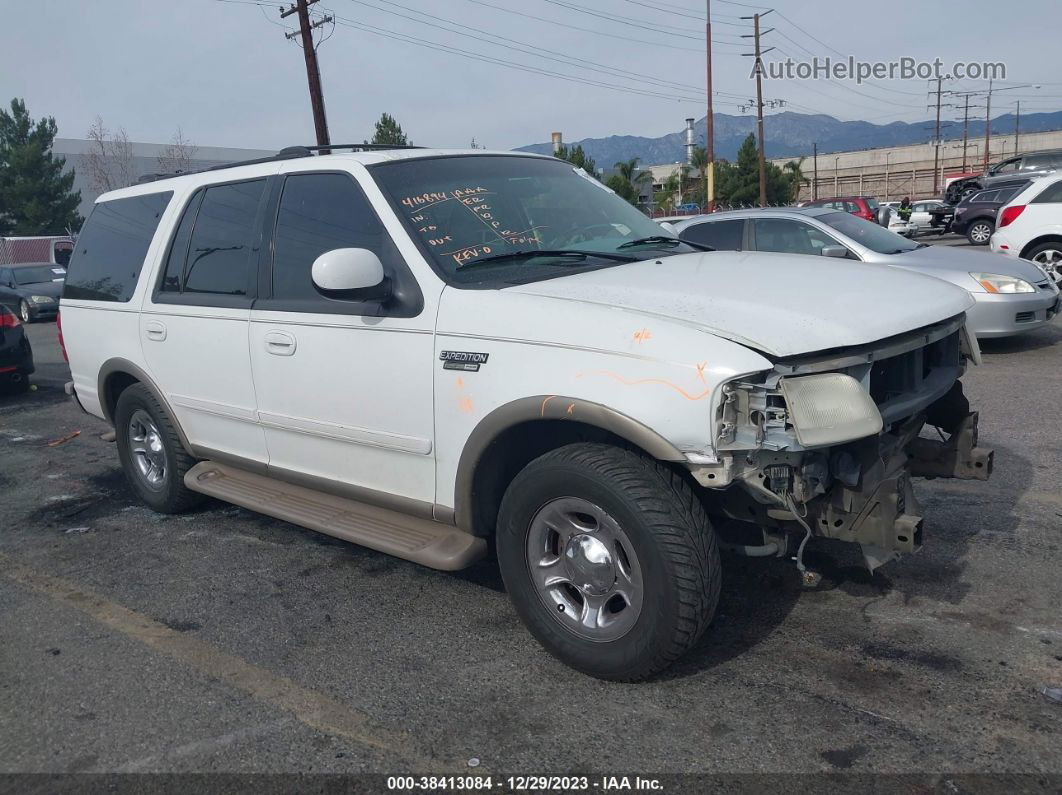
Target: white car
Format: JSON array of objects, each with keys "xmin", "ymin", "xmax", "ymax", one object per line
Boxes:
[
  {"xmin": 990, "ymin": 173, "xmax": 1062, "ymax": 284},
  {"xmin": 60, "ymin": 146, "xmax": 993, "ymax": 680},
  {"xmin": 908, "ymin": 200, "xmax": 948, "ymax": 234}
]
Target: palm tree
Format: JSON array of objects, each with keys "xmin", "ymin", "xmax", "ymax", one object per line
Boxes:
[
  {"xmin": 781, "ymin": 158, "xmax": 807, "ymax": 203},
  {"xmin": 612, "ymin": 157, "xmax": 651, "ymax": 205}
]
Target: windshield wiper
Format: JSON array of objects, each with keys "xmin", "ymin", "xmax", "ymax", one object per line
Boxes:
[
  {"xmin": 616, "ymin": 235, "xmax": 713, "ymax": 252},
  {"xmin": 455, "ymin": 249, "xmax": 637, "ymax": 270}
]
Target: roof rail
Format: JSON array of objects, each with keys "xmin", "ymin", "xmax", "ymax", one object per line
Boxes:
[
  {"xmin": 136, "ymin": 143, "xmax": 426, "ymax": 185},
  {"xmin": 279, "ymin": 143, "xmax": 424, "ymax": 156}
]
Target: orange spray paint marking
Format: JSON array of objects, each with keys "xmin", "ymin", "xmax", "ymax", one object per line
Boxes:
[
  {"xmin": 632, "ymin": 328, "xmax": 653, "ymax": 344},
  {"xmin": 540, "ymin": 395, "xmax": 556, "ymax": 416},
  {"xmin": 458, "ymin": 396, "xmax": 474, "ymax": 414},
  {"xmin": 455, "ymin": 376, "xmax": 465, "ymax": 390},
  {"xmin": 579, "ymin": 370, "xmax": 711, "ymax": 401},
  {"xmin": 695, "ymin": 362, "xmax": 707, "ymax": 383},
  {"xmin": 566, "ymin": 403, "xmax": 575, "ymax": 415}
]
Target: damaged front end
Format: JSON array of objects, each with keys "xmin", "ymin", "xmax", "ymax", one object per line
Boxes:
[{"xmin": 690, "ymin": 314, "xmax": 993, "ymax": 572}]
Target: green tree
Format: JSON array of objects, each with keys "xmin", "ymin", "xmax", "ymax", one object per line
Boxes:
[
  {"xmin": 654, "ymin": 171, "xmax": 681, "ymax": 214},
  {"xmin": 715, "ymin": 133, "xmax": 803, "ymax": 207},
  {"xmin": 368, "ymin": 113, "xmax": 411, "ymax": 146},
  {"xmin": 0, "ymin": 98, "xmax": 82, "ymax": 234},
  {"xmin": 554, "ymin": 144, "xmax": 598, "ymax": 178},
  {"xmin": 607, "ymin": 157, "xmax": 650, "ymax": 204},
  {"xmin": 689, "ymin": 145, "xmax": 709, "ymax": 207}
]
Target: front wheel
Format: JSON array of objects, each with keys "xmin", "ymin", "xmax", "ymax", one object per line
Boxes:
[
  {"xmin": 496, "ymin": 443, "xmax": 720, "ymax": 681},
  {"xmin": 19, "ymin": 300, "xmax": 32, "ymax": 323},
  {"xmin": 967, "ymin": 220, "xmax": 993, "ymax": 246}
]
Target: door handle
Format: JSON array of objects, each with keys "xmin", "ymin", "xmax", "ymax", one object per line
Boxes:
[
  {"xmin": 144, "ymin": 320, "xmax": 167, "ymax": 341},
  {"xmin": 264, "ymin": 330, "xmax": 296, "ymax": 356}
]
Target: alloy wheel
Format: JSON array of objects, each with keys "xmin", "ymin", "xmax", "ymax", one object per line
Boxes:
[
  {"xmin": 128, "ymin": 409, "xmax": 168, "ymax": 491},
  {"xmin": 1033, "ymin": 248, "xmax": 1062, "ymax": 282},
  {"xmin": 526, "ymin": 496, "xmax": 643, "ymax": 642},
  {"xmin": 970, "ymin": 223, "xmax": 992, "ymax": 244}
]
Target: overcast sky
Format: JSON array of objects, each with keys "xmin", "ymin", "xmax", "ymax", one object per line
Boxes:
[{"xmin": 2, "ymin": 0, "xmax": 1060, "ymax": 151}]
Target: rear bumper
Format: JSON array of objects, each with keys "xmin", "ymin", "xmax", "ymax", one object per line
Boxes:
[
  {"xmin": 966, "ymin": 288, "xmax": 1060, "ymax": 337},
  {"xmin": 0, "ymin": 338, "xmax": 34, "ymax": 377}
]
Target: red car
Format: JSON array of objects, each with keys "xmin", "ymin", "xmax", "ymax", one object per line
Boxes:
[{"xmin": 800, "ymin": 196, "xmax": 880, "ymax": 223}]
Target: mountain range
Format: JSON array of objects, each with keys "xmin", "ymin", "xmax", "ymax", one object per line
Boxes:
[{"xmin": 515, "ymin": 110, "xmax": 1062, "ymax": 167}]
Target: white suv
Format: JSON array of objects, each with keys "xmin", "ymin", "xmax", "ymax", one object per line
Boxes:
[
  {"xmin": 61, "ymin": 146, "xmax": 993, "ymax": 680},
  {"xmin": 990, "ymin": 172, "xmax": 1062, "ymax": 285}
]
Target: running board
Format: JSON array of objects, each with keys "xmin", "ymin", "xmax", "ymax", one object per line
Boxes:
[{"xmin": 184, "ymin": 461, "xmax": 486, "ymax": 571}]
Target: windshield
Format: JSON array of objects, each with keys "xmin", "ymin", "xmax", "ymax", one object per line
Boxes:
[
  {"xmin": 371, "ymin": 155, "xmax": 700, "ymax": 285},
  {"xmin": 818, "ymin": 211, "xmax": 919, "ymax": 254},
  {"xmin": 13, "ymin": 265, "xmax": 65, "ymax": 285}
]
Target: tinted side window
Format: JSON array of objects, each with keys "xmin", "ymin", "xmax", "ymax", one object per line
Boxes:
[
  {"xmin": 971, "ymin": 190, "xmax": 999, "ymax": 204},
  {"xmin": 64, "ymin": 192, "xmax": 172, "ymax": 302},
  {"xmin": 1032, "ymin": 180, "xmax": 1062, "ymax": 204},
  {"xmin": 271, "ymin": 173, "xmax": 385, "ymax": 300},
  {"xmin": 160, "ymin": 190, "xmax": 204, "ymax": 293},
  {"xmin": 753, "ymin": 219, "xmax": 829, "ymax": 256},
  {"xmin": 680, "ymin": 219, "xmax": 743, "ymax": 250},
  {"xmin": 183, "ymin": 180, "xmax": 266, "ymax": 295}
]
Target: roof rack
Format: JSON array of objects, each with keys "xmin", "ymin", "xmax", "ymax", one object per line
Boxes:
[{"xmin": 137, "ymin": 143, "xmax": 424, "ymax": 184}]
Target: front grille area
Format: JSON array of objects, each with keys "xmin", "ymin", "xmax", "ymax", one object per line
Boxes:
[{"xmin": 867, "ymin": 329, "xmax": 961, "ymax": 415}]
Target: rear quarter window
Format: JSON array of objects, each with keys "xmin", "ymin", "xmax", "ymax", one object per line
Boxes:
[{"xmin": 64, "ymin": 192, "xmax": 172, "ymax": 302}]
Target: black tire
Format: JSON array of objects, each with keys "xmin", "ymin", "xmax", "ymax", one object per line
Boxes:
[
  {"xmin": 0, "ymin": 376, "xmax": 30, "ymax": 395},
  {"xmin": 114, "ymin": 383, "xmax": 204, "ymax": 514},
  {"xmin": 966, "ymin": 220, "xmax": 993, "ymax": 246},
  {"xmin": 496, "ymin": 443, "xmax": 721, "ymax": 681},
  {"xmin": 19, "ymin": 300, "xmax": 32, "ymax": 324}
]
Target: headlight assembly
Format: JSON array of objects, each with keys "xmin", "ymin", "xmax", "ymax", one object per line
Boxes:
[
  {"xmin": 972, "ymin": 272, "xmax": 1035, "ymax": 294},
  {"xmin": 779, "ymin": 373, "xmax": 883, "ymax": 448},
  {"xmin": 30, "ymin": 295, "xmax": 56, "ymax": 304}
]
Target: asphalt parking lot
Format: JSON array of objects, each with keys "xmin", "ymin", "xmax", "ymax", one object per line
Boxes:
[{"xmin": 2, "ymin": 269, "xmax": 1061, "ymax": 779}]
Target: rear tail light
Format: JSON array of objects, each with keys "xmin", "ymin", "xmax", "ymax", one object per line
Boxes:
[
  {"xmin": 0, "ymin": 310, "xmax": 20, "ymax": 329},
  {"xmin": 57, "ymin": 310, "xmax": 68, "ymax": 362},
  {"xmin": 999, "ymin": 205, "xmax": 1026, "ymax": 227}
]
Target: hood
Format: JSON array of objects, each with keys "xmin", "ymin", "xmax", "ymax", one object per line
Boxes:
[
  {"xmin": 893, "ymin": 244, "xmax": 1048, "ymax": 285},
  {"xmin": 16, "ymin": 279, "xmax": 64, "ymax": 298},
  {"xmin": 507, "ymin": 251, "xmax": 974, "ymax": 358}
]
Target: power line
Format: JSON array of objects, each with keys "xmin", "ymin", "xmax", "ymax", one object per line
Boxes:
[
  {"xmin": 342, "ymin": 0, "xmax": 711, "ymax": 94},
  {"xmin": 325, "ymin": 10, "xmax": 749, "ymax": 105},
  {"xmin": 464, "ymin": 0, "xmax": 741, "ymax": 52}
]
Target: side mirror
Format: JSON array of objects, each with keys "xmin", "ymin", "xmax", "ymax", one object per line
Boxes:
[
  {"xmin": 311, "ymin": 248, "xmax": 390, "ymax": 302},
  {"xmin": 821, "ymin": 245, "xmax": 849, "ymax": 259},
  {"xmin": 658, "ymin": 221, "xmax": 677, "ymax": 234}
]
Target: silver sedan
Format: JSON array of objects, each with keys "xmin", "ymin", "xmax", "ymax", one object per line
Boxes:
[{"xmin": 667, "ymin": 207, "xmax": 1060, "ymax": 338}]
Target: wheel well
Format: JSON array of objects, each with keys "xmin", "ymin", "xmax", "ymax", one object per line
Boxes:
[
  {"xmin": 467, "ymin": 419, "xmax": 679, "ymax": 537},
  {"xmin": 1020, "ymin": 234, "xmax": 1062, "ymax": 259},
  {"xmin": 102, "ymin": 371, "xmax": 139, "ymax": 421}
]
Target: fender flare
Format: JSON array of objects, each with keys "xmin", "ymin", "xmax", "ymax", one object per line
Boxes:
[
  {"xmin": 452, "ymin": 395, "xmax": 686, "ymax": 532},
  {"xmin": 97, "ymin": 358, "xmax": 195, "ymax": 456}
]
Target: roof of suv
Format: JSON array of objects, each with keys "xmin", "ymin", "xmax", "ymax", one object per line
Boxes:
[{"xmin": 94, "ymin": 147, "xmax": 552, "ymax": 205}]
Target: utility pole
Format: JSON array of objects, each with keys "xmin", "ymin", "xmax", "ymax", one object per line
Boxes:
[
  {"xmin": 741, "ymin": 10, "xmax": 774, "ymax": 207},
  {"xmin": 705, "ymin": 0, "xmax": 715, "ymax": 212},
  {"xmin": 957, "ymin": 93, "xmax": 972, "ymax": 172},
  {"xmin": 929, "ymin": 77, "xmax": 945, "ymax": 195},
  {"xmin": 1014, "ymin": 100, "xmax": 1021, "ymax": 155},
  {"xmin": 281, "ymin": 0, "xmax": 332, "ymax": 149},
  {"xmin": 983, "ymin": 77, "xmax": 993, "ymax": 171},
  {"xmin": 812, "ymin": 142, "xmax": 818, "ymax": 200}
]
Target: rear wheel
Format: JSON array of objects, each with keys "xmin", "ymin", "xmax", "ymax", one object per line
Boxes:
[
  {"xmin": 114, "ymin": 383, "xmax": 204, "ymax": 514},
  {"xmin": 496, "ymin": 443, "xmax": 720, "ymax": 681},
  {"xmin": 1027, "ymin": 242, "xmax": 1062, "ymax": 283},
  {"xmin": 966, "ymin": 220, "xmax": 993, "ymax": 246}
]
